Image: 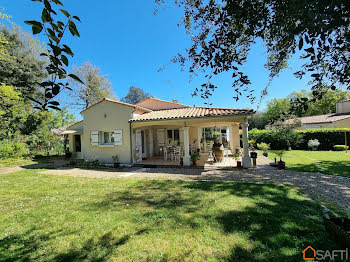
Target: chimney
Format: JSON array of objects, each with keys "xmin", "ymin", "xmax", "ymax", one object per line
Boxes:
[
  {"xmin": 172, "ymin": 99, "xmax": 179, "ymax": 103},
  {"xmin": 336, "ymin": 99, "xmax": 350, "ymax": 114}
]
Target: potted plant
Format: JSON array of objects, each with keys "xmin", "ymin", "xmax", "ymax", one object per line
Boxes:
[
  {"xmin": 234, "ymin": 153, "xmax": 242, "ymax": 168},
  {"xmin": 257, "ymin": 142, "xmax": 270, "ymax": 157},
  {"xmin": 308, "ymin": 139, "xmax": 320, "ymax": 151},
  {"xmin": 190, "ymin": 153, "xmax": 200, "ymax": 166},
  {"xmin": 272, "ymin": 150, "xmax": 286, "ymax": 169},
  {"xmin": 112, "ymin": 154, "xmax": 120, "ymax": 168}
]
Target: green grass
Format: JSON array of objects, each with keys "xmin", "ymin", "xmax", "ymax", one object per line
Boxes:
[
  {"xmin": 0, "ymin": 158, "xmax": 37, "ymax": 169},
  {"xmin": 263, "ymin": 150, "xmax": 350, "ymax": 177},
  {"xmin": 0, "ymin": 170, "xmax": 341, "ymax": 261}
]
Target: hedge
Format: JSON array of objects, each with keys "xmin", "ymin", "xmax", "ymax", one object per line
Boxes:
[
  {"xmin": 0, "ymin": 139, "xmax": 29, "ymax": 159},
  {"xmin": 249, "ymin": 128, "xmax": 350, "ymax": 150}
]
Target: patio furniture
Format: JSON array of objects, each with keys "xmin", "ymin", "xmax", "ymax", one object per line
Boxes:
[{"xmin": 171, "ymin": 146, "xmax": 181, "ymax": 161}]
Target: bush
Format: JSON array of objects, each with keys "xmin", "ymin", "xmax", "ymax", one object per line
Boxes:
[
  {"xmin": 333, "ymin": 145, "xmax": 349, "ymax": 151},
  {"xmin": 257, "ymin": 142, "xmax": 270, "ymax": 152},
  {"xmin": 249, "ymin": 129, "xmax": 302, "ymax": 150},
  {"xmin": 308, "ymin": 139, "xmax": 320, "ymax": 150},
  {"xmin": 250, "ymin": 128, "xmax": 350, "ymax": 150},
  {"xmin": 0, "ymin": 139, "xmax": 29, "ymax": 159}
]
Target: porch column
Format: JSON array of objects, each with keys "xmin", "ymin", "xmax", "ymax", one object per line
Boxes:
[
  {"xmin": 149, "ymin": 129, "xmax": 154, "ymax": 157},
  {"xmin": 241, "ymin": 119, "xmax": 251, "ymax": 168},
  {"xmin": 229, "ymin": 124, "xmax": 240, "ymax": 155},
  {"xmin": 196, "ymin": 127, "xmax": 201, "ymax": 151},
  {"xmin": 182, "ymin": 127, "xmax": 190, "ymax": 166}
]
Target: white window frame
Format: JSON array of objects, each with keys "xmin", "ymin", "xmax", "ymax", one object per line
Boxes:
[{"xmin": 100, "ymin": 131, "xmax": 115, "ymax": 145}]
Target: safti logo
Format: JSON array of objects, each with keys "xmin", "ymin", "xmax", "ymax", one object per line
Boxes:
[
  {"xmin": 303, "ymin": 246, "xmax": 316, "ymax": 260},
  {"xmin": 302, "ymin": 246, "xmax": 349, "ymax": 261}
]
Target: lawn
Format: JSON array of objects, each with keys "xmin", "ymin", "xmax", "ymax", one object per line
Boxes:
[
  {"xmin": 0, "ymin": 169, "xmax": 341, "ymax": 261},
  {"xmin": 264, "ymin": 150, "xmax": 350, "ymax": 177},
  {"xmin": 0, "ymin": 158, "xmax": 37, "ymax": 169}
]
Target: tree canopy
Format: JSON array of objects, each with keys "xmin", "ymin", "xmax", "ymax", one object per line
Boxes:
[
  {"xmin": 121, "ymin": 86, "xmax": 151, "ymax": 104},
  {"xmin": 0, "ymin": 24, "xmax": 47, "ymax": 102},
  {"xmin": 157, "ymin": 0, "xmax": 350, "ymax": 106},
  {"xmin": 66, "ymin": 61, "xmax": 116, "ymax": 111}
]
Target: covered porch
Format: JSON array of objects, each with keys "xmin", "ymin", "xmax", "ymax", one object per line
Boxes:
[{"xmin": 130, "ymin": 113, "xmax": 253, "ymax": 168}]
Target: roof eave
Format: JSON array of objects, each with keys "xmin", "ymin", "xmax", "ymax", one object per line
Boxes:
[{"xmin": 129, "ymin": 111, "xmax": 255, "ymax": 123}]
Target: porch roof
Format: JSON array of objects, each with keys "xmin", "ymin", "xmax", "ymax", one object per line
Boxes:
[{"xmin": 130, "ymin": 106, "xmax": 254, "ymax": 122}]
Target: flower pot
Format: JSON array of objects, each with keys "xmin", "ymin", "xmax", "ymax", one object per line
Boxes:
[
  {"xmin": 192, "ymin": 161, "xmax": 197, "ymax": 166},
  {"xmin": 236, "ymin": 161, "xmax": 242, "ymax": 168},
  {"xmin": 277, "ymin": 161, "xmax": 285, "ymax": 169},
  {"xmin": 263, "ymin": 152, "xmax": 268, "ymax": 157},
  {"xmin": 114, "ymin": 163, "xmax": 120, "ymax": 168}
]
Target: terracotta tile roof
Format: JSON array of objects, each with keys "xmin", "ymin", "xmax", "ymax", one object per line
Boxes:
[
  {"xmin": 286, "ymin": 113, "xmax": 350, "ymax": 124},
  {"xmin": 130, "ymin": 106, "xmax": 254, "ymax": 122},
  {"xmin": 135, "ymin": 97, "xmax": 191, "ymax": 110},
  {"xmin": 80, "ymin": 98, "xmax": 151, "ymax": 114}
]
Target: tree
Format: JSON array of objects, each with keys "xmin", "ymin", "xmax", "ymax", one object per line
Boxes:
[
  {"xmin": 0, "ymin": 84, "xmax": 28, "ymax": 139},
  {"xmin": 0, "ymin": 24, "xmax": 47, "ymax": 102},
  {"xmin": 264, "ymin": 98, "xmax": 291, "ymax": 123},
  {"xmin": 156, "ymin": 0, "xmax": 350, "ymax": 106},
  {"xmin": 289, "ymin": 89, "xmax": 350, "ymax": 116},
  {"xmin": 24, "ymin": 0, "xmax": 82, "ymax": 110},
  {"xmin": 121, "ymin": 86, "xmax": 151, "ymax": 104},
  {"xmin": 248, "ymin": 113, "xmax": 268, "ymax": 130},
  {"xmin": 66, "ymin": 61, "xmax": 116, "ymax": 111}
]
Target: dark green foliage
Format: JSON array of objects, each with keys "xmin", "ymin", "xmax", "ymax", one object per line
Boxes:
[
  {"xmin": 157, "ymin": 0, "xmax": 350, "ymax": 104},
  {"xmin": 250, "ymin": 128, "xmax": 350, "ymax": 150},
  {"xmin": 248, "ymin": 112, "xmax": 268, "ymax": 130},
  {"xmin": 121, "ymin": 86, "xmax": 151, "ymax": 104},
  {"xmin": 24, "ymin": 0, "xmax": 82, "ymax": 110},
  {"xmin": 0, "ymin": 26, "xmax": 47, "ymax": 102}
]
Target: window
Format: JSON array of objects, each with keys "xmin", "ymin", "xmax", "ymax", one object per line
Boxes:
[
  {"xmin": 102, "ymin": 131, "xmax": 114, "ymax": 144},
  {"xmin": 167, "ymin": 129, "xmax": 180, "ymax": 145}
]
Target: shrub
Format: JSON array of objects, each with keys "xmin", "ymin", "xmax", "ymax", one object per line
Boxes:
[
  {"xmin": 333, "ymin": 145, "xmax": 349, "ymax": 151},
  {"xmin": 0, "ymin": 139, "xmax": 29, "ymax": 159},
  {"xmin": 250, "ymin": 128, "xmax": 350, "ymax": 150},
  {"xmin": 257, "ymin": 142, "xmax": 270, "ymax": 152},
  {"xmin": 307, "ymin": 139, "xmax": 320, "ymax": 150}
]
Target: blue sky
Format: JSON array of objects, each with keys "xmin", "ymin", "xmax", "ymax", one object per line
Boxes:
[{"xmin": 2, "ymin": 0, "xmax": 311, "ymax": 111}]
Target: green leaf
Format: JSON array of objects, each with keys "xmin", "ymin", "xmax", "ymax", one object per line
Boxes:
[
  {"xmin": 72, "ymin": 16, "xmax": 81, "ymax": 22},
  {"xmin": 41, "ymin": 9, "xmax": 50, "ymax": 22},
  {"xmin": 62, "ymin": 45, "xmax": 74, "ymax": 56},
  {"xmin": 52, "ymin": 85, "xmax": 60, "ymax": 95},
  {"xmin": 24, "ymin": 20, "xmax": 42, "ymax": 28},
  {"xmin": 61, "ymin": 54, "xmax": 68, "ymax": 66},
  {"xmin": 44, "ymin": 0, "xmax": 52, "ymax": 12},
  {"xmin": 48, "ymin": 101, "xmax": 60, "ymax": 106},
  {"xmin": 298, "ymin": 38, "xmax": 303, "ymax": 50},
  {"xmin": 68, "ymin": 73, "xmax": 84, "ymax": 84},
  {"xmin": 60, "ymin": 9, "xmax": 70, "ymax": 17},
  {"xmin": 32, "ymin": 26, "xmax": 43, "ymax": 34},
  {"xmin": 52, "ymin": 0, "xmax": 63, "ymax": 6},
  {"xmin": 48, "ymin": 105, "xmax": 61, "ymax": 111},
  {"xmin": 68, "ymin": 21, "xmax": 80, "ymax": 37}
]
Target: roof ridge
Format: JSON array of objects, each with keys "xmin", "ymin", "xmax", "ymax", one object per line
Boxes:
[{"xmin": 135, "ymin": 97, "xmax": 190, "ymax": 107}]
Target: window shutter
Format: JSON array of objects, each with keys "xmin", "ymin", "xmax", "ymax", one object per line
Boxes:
[
  {"xmin": 113, "ymin": 129, "xmax": 123, "ymax": 145},
  {"xmin": 157, "ymin": 129, "xmax": 165, "ymax": 146},
  {"xmin": 91, "ymin": 131, "xmax": 99, "ymax": 146}
]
